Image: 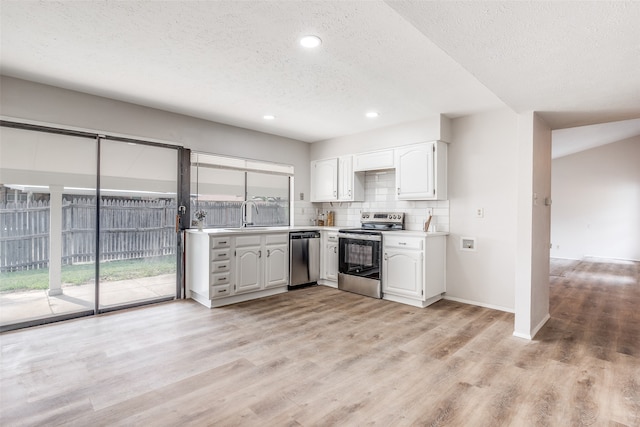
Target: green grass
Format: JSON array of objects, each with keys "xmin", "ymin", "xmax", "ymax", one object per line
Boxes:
[{"xmin": 0, "ymin": 256, "xmax": 176, "ymax": 293}]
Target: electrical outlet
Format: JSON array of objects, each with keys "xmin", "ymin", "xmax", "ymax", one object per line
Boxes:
[{"xmin": 475, "ymin": 208, "xmax": 484, "ymax": 218}]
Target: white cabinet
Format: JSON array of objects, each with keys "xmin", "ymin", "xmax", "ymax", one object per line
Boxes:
[
  {"xmin": 210, "ymin": 236, "xmax": 232, "ymax": 297},
  {"xmin": 264, "ymin": 235, "xmax": 289, "ymax": 289},
  {"xmin": 382, "ymin": 234, "xmax": 446, "ymax": 308},
  {"xmin": 320, "ymin": 231, "xmax": 338, "ymax": 286},
  {"xmin": 354, "ymin": 149, "xmax": 395, "ymax": 171},
  {"xmin": 383, "ymin": 246, "xmax": 423, "ymax": 299},
  {"xmin": 186, "ymin": 231, "xmax": 289, "ymax": 308},
  {"xmin": 234, "ymin": 235, "xmax": 262, "ymax": 294},
  {"xmin": 310, "ymin": 158, "xmax": 338, "ymax": 201},
  {"xmin": 395, "ymin": 141, "xmax": 447, "ymax": 200},
  {"xmin": 235, "ymin": 233, "xmax": 289, "ymax": 293},
  {"xmin": 311, "ymin": 156, "xmax": 364, "ymax": 202}
]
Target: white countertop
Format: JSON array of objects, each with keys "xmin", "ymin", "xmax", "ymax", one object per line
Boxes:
[{"xmin": 186, "ymin": 226, "xmax": 447, "ymax": 237}]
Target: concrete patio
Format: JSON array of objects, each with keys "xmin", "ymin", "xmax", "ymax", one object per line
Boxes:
[{"xmin": 0, "ymin": 274, "xmax": 176, "ymax": 327}]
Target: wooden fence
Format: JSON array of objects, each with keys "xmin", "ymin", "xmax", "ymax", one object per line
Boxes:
[
  {"xmin": 0, "ymin": 198, "xmax": 288, "ymax": 272},
  {"xmin": 0, "ymin": 198, "xmax": 176, "ymax": 272}
]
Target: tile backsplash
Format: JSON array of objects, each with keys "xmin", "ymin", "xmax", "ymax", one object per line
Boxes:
[{"xmin": 294, "ymin": 170, "xmax": 449, "ymax": 232}]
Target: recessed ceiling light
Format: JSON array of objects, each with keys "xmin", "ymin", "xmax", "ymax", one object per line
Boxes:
[
  {"xmin": 366, "ymin": 111, "xmax": 379, "ymax": 118},
  {"xmin": 300, "ymin": 35, "xmax": 322, "ymax": 48},
  {"xmin": 263, "ymin": 114, "xmax": 276, "ymax": 120}
]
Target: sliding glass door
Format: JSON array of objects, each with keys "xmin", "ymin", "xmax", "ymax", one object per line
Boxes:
[
  {"xmin": 1, "ymin": 123, "xmax": 185, "ymax": 331},
  {"xmin": 98, "ymin": 140, "xmax": 178, "ymax": 310},
  {"xmin": 0, "ymin": 126, "xmax": 97, "ymax": 329}
]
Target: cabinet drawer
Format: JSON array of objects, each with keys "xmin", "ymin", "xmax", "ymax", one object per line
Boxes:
[
  {"xmin": 235, "ymin": 235, "xmax": 262, "ymax": 247},
  {"xmin": 211, "ymin": 248, "xmax": 231, "ymax": 260},
  {"xmin": 384, "ymin": 235, "xmax": 423, "ymax": 250},
  {"xmin": 211, "ymin": 284, "xmax": 231, "ymax": 299},
  {"xmin": 266, "ymin": 233, "xmax": 288, "ymax": 245},
  {"xmin": 211, "ymin": 272, "xmax": 230, "ymax": 286},
  {"xmin": 211, "ymin": 260, "xmax": 230, "ymax": 273},
  {"xmin": 211, "ymin": 237, "xmax": 231, "ymax": 249}
]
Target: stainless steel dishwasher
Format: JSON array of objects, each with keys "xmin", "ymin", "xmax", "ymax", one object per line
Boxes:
[{"xmin": 289, "ymin": 231, "xmax": 321, "ymax": 289}]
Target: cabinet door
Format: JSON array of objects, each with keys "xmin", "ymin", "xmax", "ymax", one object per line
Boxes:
[
  {"xmin": 395, "ymin": 143, "xmax": 435, "ymax": 200},
  {"xmin": 264, "ymin": 243, "xmax": 288, "ymax": 288},
  {"xmin": 311, "ymin": 158, "xmax": 338, "ymax": 201},
  {"xmin": 338, "ymin": 156, "xmax": 353, "ymax": 201},
  {"xmin": 354, "ymin": 149, "xmax": 394, "ymax": 171},
  {"xmin": 235, "ymin": 246, "xmax": 262, "ymax": 293},
  {"xmin": 382, "ymin": 249, "xmax": 423, "ymax": 299},
  {"xmin": 325, "ymin": 242, "xmax": 338, "ymax": 281}
]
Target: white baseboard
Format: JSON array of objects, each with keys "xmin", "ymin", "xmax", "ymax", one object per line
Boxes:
[
  {"xmin": 513, "ymin": 313, "xmax": 550, "ymax": 340},
  {"xmin": 443, "ymin": 295, "xmax": 514, "ymax": 313}
]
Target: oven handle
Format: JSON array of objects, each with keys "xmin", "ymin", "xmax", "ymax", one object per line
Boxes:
[{"xmin": 338, "ymin": 233, "xmax": 382, "ymax": 242}]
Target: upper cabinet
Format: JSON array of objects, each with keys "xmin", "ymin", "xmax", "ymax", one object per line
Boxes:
[
  {"xmin": 310, "ymin": 158, "xmax": 338, "ymax": 201},
  {"xmin": 395, "ymin": 141, "xmax": 447, "ymax": 200},
  {"xmin": 311, "ymin": 155, "xmax": 364, "ymax": 202},
  {"xmin": 353, "ymin": 149, "xmax": 395, "ymax": 172},
  {"xmin": 311, "ymin": 141, "xmax": 447, "ymax": 203}
]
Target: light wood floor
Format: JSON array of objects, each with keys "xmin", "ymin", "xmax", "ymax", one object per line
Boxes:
[{"xmin": 1, "ymin": 258, "xmax": 638, "ymax": 426}]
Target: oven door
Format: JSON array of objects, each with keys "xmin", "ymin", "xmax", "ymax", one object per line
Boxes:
[{"xmin": 338, "ymin": 233, "xmax": 381, "ymax": 280}]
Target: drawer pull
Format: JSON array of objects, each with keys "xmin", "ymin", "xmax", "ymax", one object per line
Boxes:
[
  {"xmin": 218, "ymin": 289, "xmax": 227, "ymax": 293},
  {"xmin": 218, "ymin": 265, "xmax": 227, "ymax": 269},
  {"xmin": 218, "ymin": 277, "xmax": 226, "ymax": 281},
  {"xmin": 399, "ymin": 242, "xmax": 407, "ymax": 245}
]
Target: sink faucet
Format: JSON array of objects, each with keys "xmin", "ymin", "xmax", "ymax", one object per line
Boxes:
[{"xmin": 240, "ymin": 200, "xmax": 259, "ymax": 227}]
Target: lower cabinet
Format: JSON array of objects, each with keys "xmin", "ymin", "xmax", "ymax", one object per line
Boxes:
[
  {"xmin": 319, "ymin": 231, "xmax": 338, "ymax": 287},
  {"xmin": 383, "ymin": 247, "xmax": 423, "ymax": 299},
  {"xmin": 264, "ymin": 236, "xmax": 289, "ymax": 289},
  {"xmin": 187, "ymin": 231, "xmax": 289, "ymax": 308},
  {"xmin": 382, "ymin": 234, "xmax": 446, "ymax": 308}
]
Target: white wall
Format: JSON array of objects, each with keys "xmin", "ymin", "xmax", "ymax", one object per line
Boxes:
[
  {"xmin": 0, "ymin": 76, "xmax": 311, "ymax": 201},
  {"xmin": 447, "ymin": 109, "xmax": 519, "ymax": 312},
  {"xmin": 514, "ymin": 112, "xmax": 552, "ymax": 339},
  {"xmin": 551, "ymin": 136, "xmax": 640, "ymax": 261}
]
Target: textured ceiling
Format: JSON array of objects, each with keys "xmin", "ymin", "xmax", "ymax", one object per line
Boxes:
[
  {"xmin": 1, "ymin": 1, "xmax": 639, "ymax": 144},
  {"xmin": 552, "ymin": 118, "xmax": 640, "ymax": 159}
]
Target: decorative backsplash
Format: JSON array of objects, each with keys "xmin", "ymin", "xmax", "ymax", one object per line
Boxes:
[{"xmin": 294, "ymin": 170, "xmax": 449, "ymax": 232}]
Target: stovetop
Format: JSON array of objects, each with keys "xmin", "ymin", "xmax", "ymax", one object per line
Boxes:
[{"xmin": 339, "ymin": 212, "xmax": 405, "ymax": 235}]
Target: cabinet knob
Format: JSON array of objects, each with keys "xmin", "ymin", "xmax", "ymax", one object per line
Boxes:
[
  {"xmin": 267, "ymin": 249, "xmax": 271, "ymax": 257},
  {"xmin": 258, "ymin": 250, "xmax": 262, "ymax": 258}
]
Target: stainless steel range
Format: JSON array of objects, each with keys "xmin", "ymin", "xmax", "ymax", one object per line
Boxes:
[{"xmin": 337, "ymin": 212, "xmax": 404, "ymax": 298}]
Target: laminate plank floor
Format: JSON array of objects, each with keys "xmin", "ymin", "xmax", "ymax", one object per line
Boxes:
[{"xmin": 1, "ymin": 257, "xmax": 638, "ymax": 426}]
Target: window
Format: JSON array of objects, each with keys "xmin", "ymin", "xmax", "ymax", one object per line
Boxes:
[{"xmin": 191, "ymin": 153, "xmax": 292, "ymax": 228}]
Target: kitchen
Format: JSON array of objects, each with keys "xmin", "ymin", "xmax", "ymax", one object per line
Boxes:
[
  {"xmin": 1, "ymin": 1, "xmax": 639, "ymax": 425},
  {"xmin": 186, "ymin": 140, "xmax": 449, "ymax": 310},
  {"xmin": 2, "ymin": 2, "xmax": 633, "ymax": 338}
]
